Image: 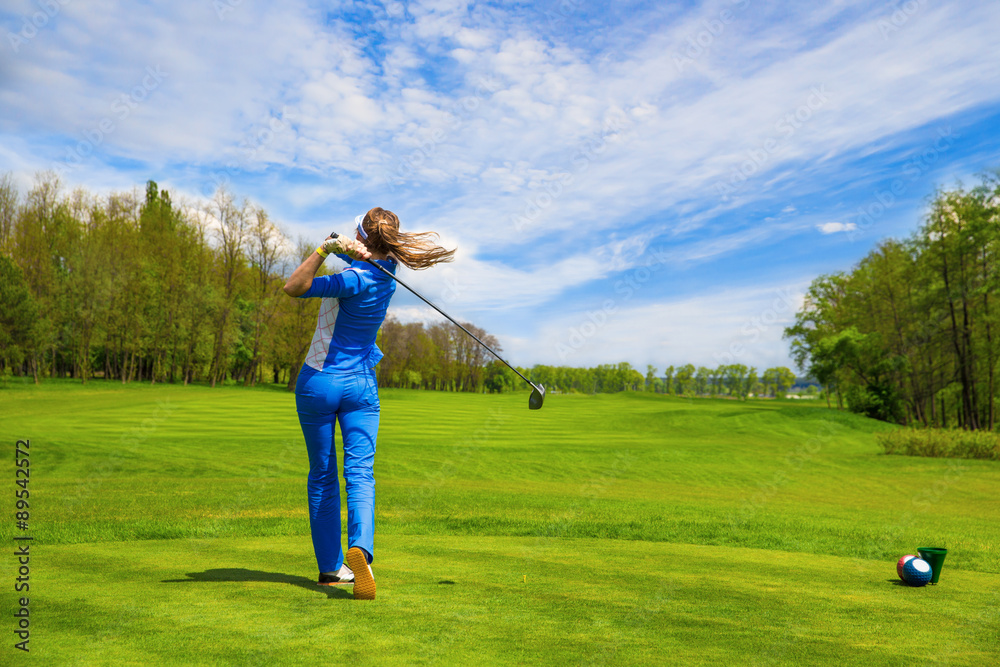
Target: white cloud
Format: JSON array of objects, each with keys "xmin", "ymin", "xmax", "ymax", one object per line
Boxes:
[
  {"xmin": 454, "ymin": 26, "xmax": 494, "ymax": 50},
  {"xmin": 6, "ymin": 0, "xmax": 999, "ymax": 247},
  {"xmin": 817, "ymin": 221, "xmax": 858, "ymax": 234},
  {"xmin": 389, "ymin": 279, "xmax": 808, "ymax": 371},
  {"xmin": 386, "ymin": 305, "xmax": 447, "ymax": 326},
  {"xmin": 3, "ymin": 1, "xmax": 1000, "ymax": 371},
  {"xmin": 509, "ymin": 280, "xmax": 810, "ymax": 370}
]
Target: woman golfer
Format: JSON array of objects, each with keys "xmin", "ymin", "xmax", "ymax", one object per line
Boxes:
[{"xmin": 283, "ymin": 207, "xmax": 454, "ymax": 600}]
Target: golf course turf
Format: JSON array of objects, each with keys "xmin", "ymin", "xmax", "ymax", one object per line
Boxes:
[{"xmin": 2, "ymin": 381, "xmax": 998, "ymax": 665}]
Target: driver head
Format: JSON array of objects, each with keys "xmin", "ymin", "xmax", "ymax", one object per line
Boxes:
[{"xmin": 529, "ymin": 384, "xmax": 545, "ymax": 410}]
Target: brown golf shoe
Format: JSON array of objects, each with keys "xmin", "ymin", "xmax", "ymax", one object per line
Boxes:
[{"xmin": 346, "ymin": 547, "xmax": 376, "ymax": 600}]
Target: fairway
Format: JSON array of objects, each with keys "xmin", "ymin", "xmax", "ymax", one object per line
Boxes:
[{"xmin": 2, "ymin": 382, "xmax": 998, "ymax": 665}]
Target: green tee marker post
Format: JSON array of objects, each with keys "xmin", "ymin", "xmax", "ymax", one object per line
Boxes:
[{"xmin": 917, "ymin": 547, "xmax": 947, "ymax": 584}]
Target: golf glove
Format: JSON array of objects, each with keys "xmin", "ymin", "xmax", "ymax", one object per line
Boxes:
[{"xmin": 319, "ymin": 235, "xmax": 370, "ymax": 261}]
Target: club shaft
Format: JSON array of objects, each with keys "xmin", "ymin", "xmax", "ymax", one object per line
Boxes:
[{"xmin": 363, "ymin": 259, "xmax": 535, "ymax": 388}]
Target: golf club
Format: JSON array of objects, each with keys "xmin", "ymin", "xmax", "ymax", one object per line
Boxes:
[{"xmin": 329, "ymin": 233, "xmax": 545, "ymax": 410}]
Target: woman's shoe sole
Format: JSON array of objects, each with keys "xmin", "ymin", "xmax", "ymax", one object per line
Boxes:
[{"xmin": 346, "ymin": 547, "xmax": 376, "ymax": 600}]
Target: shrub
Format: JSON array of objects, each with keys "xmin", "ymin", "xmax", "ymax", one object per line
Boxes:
[
  {"xmin": 847, "ymin": 383, "xmax": 904, "ymax": 423},
  {"xmin": 877, "ymin": 428, "xmax": 1000, "ymax": 461}
]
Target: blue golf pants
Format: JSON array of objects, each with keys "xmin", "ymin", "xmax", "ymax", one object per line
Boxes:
[{"xmin": 295, "ymin": 366, "xmax": 379, "ymax": 573}]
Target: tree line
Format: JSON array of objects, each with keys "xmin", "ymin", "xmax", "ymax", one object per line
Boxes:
[
  {"xmin": 0, "ymin": 174, "xmax": 317, "ymax": 388},
  {"xmin": 372, "ymin": 327, "xmax": 801, "ymax": 397},
  {"xmin": 0, "ymin": 172, "xmax": 802, "ymax": 399},
  {"xmin": 785, "ymin": 172, "xmax": 1000, "ymax": 430},
  {"xmin": 522, "ymin": 363, "xmax": 799, "ymax": 397},
  {"xmin": 0, "ymin": 173, "xmax": 496, "ymax": 391}
]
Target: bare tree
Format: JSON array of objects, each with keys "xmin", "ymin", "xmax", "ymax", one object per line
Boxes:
[
  {"xmin": 243, "ymin": 207, "xmax": 287, "ymax": 385},
  {"xmin": 206, "ymin": 187, "xmax": 249, "ymax": 387},
  {"xmin": 0, "ymin": 173, "xmax": 20, "ymax": 253}
]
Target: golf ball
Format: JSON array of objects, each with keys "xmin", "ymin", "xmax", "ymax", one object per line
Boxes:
[
  {"xmin": 902, "ymin": 558, "xmax": 933, "ymax": 587},
  {"xmin": 896, "ymin": 554, "xmax": 916, "ymax": 579}
]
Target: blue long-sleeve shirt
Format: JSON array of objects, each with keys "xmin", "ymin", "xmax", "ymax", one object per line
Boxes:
[{"xmin": 297, "ymin": 256, "xmax": 397, "ymax": 372}]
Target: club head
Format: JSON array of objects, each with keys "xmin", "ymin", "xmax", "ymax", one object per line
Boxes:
[{"xmin": 529, "ymin": 383, "xmax": 545, "ymax": 410}]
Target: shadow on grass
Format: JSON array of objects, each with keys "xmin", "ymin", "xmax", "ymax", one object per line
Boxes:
[
  {"xmin": 886, "ymin": 578, "xmax": 916, "ymax": 587},
  {"xmin": 163, "ymin": 568, "xmax": 352, "ymax": 599}
]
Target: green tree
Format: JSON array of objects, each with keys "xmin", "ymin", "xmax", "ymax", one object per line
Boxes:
[
  {"xmin": 0, "ymin": 256, "xmax": 38, "ymax": 375},
  {"xmin": 775, "ymin": 367, "xmax": 797, "ymax": 398},
  {"xmin": 484, "ymin": 360, "xmax": 517, "ymax": 393},
  {"xmin": 723, "ymin": 364, "xmax": 748, "ymax": 398},
  {"xmin": 695, "ymin": 366, "xmax": 710, "ymax": 396},
  {"xmin": 746, "ymin": 367, "xmax": 758, "ymax": 399},
  {"xmin": 675, "ymin": 364, "xmax": 695, "ymax": 396}
]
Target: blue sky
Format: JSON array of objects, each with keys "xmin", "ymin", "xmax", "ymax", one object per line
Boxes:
[{"xmin": 3, "ymin": 0, "xmax": 999, "ymax": 373}]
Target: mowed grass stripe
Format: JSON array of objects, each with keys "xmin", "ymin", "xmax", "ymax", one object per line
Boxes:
[
  {"xmin": 1, "ymin": 381, "xmax": 997, "ymax": 571},
  {"xmin": 20, "ymin": 535, "xmax": 1000, "ymax": 666}
]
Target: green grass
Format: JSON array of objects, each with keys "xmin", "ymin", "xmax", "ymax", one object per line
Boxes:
[{"xmin": 1, "ymin": 380, "xmax": 998, "ymax": 665}]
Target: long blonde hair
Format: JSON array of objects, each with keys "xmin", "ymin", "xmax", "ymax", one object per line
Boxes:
[{"xmin": 361, "ymin": 207, "xmax": 456, "ymax": 270}]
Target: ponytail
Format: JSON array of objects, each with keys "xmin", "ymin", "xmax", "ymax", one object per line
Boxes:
[{"xmin": 360, "ymin": 207, "xmax": 456, "ymax": 270}]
